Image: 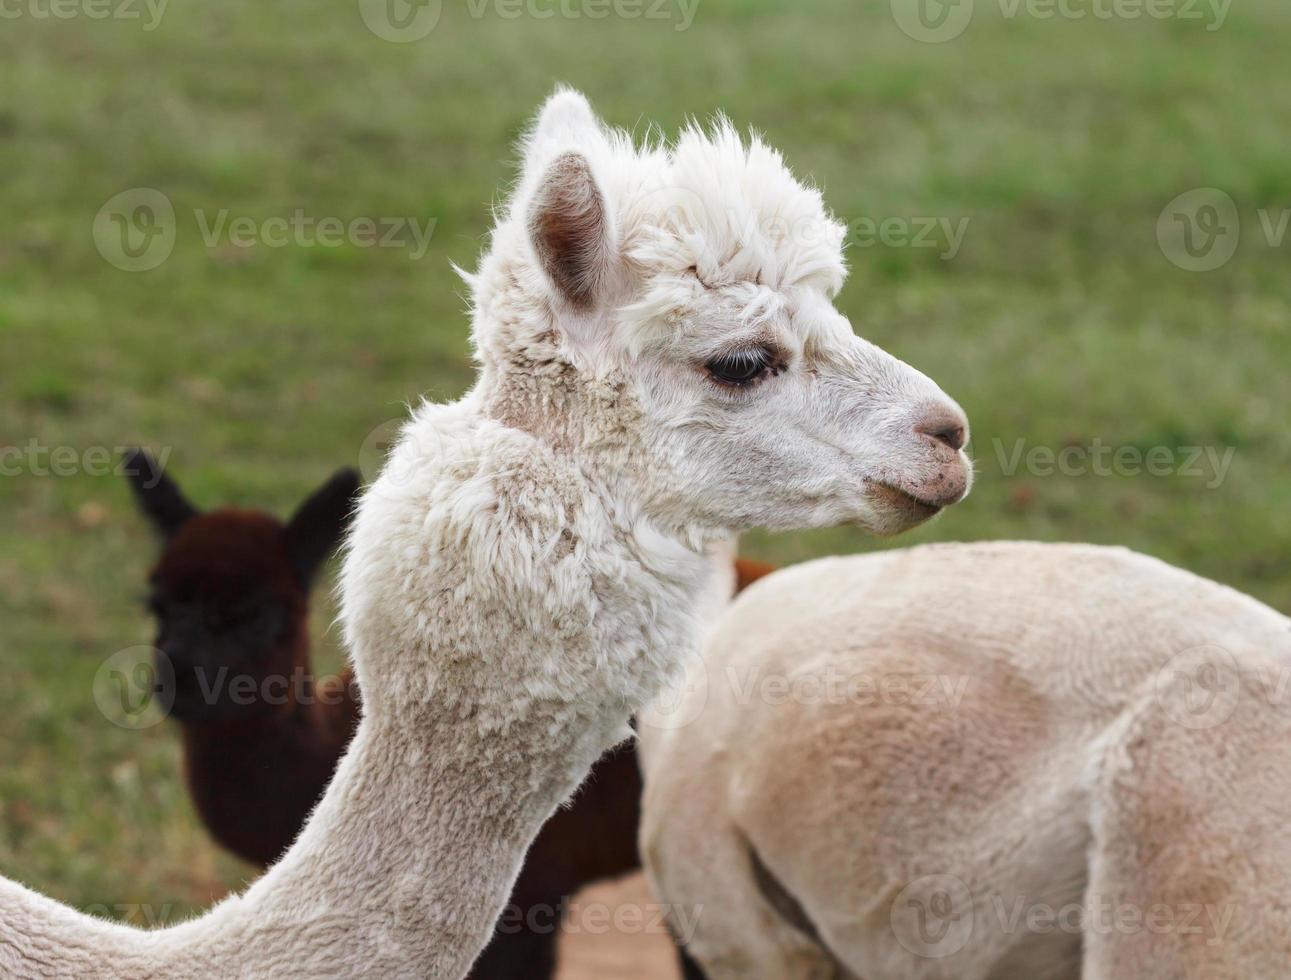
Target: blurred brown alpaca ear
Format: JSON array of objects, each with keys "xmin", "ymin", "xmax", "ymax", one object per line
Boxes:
[
  {"xmin": 284, "ymin": 468, "xmax": 362, "ymax": 587},
  {"xmin": 734, "ymin": 557, "xmax": 777, "ymax": 593},
  {"xmin": 123, "ymin": 448, "xmax": 199, "ymax": 538}
]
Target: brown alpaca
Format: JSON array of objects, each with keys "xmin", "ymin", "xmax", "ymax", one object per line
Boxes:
[
  {"xmin": 124, "ymin": 448, "xmax": 772, "ymax": 979},
  {"xmin": 124, "ymin": 449, "xmax": 363, "ymax": 867}
]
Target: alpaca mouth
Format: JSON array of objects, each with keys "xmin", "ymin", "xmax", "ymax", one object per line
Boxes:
[{"xmin": 865, "ymin": 482, "xmax": 944, "ymax": 523}]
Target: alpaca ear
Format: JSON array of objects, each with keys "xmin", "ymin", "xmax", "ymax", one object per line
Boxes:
[
  {"xmin": 525, "ymin": 87, "xmax": 605, "ymax": 168},
  {"xmin": 523, "ymin": 89, "xmax": 615, "ymax": 310},
  {"xmin": 284, "ymin": 468, "xmax": 362, "ymax": 587},
  {"xmin": 527, "ymin": 150, "xmax": 614, "ymax": 310},
  {"xmin": 123, "ymin": 448, "xmax": 199, "ymax": 539}
]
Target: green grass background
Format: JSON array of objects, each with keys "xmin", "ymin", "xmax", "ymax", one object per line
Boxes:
[{"xmin": 2, "ymin": 0, "xmax": 1289, "ymax": 919}]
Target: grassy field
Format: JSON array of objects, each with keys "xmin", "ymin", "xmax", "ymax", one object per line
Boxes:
[{"xmin": 2, "ymin": 0, "xmax": 1290, "ymax": 921}]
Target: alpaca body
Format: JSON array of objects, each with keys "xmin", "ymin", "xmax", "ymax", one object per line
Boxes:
[
  {"xmin": 0, "ymin": 90, "xmax": 970, "ymax": 977},
  {"xmin": 639, "ymin": 541, "xmax": 1291, "ymax": 979}
]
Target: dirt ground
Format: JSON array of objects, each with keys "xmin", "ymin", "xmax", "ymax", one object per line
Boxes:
[{"xmin": 556, "ymin": 874, "xmax": 682, "ymax": 980}]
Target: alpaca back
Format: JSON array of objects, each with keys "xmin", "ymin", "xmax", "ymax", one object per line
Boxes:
[{"xmin": 640, "ymin": 541, "xmax": 1291, "ymax": 979}]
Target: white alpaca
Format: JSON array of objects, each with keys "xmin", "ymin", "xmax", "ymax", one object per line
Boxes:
[
  {"xmin": 0, "ymin": 91, "xmax": 971, "ymax": 979},
  {"xmin": 639, "ymin": 541, "xmax": 1291, "ymax": 980}
]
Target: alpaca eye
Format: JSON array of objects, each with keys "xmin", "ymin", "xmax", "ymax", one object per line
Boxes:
[{"xmin": 705, "ymin": 347, "xmax": 774, "ymax": 388}]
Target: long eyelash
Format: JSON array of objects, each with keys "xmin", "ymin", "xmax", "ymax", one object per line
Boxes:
[
  {"xmin": 724, "ymin": 349, "xmax": 770, "ymax": 371},
  {"xmin": 704, "ymin": 345, "xmax": 783, "ymax": 392}
]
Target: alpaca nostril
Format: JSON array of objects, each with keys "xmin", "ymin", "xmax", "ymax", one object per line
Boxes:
[
  {"xmin": 918, "ymin": 420, "xmax": 967, "ymax": 452},
  {"xmin": 932, "ymin": 424, "xmax": 966, "ymax": 452}
]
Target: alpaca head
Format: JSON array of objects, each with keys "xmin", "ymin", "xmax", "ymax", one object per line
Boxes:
[
  {"xmin": 469, "ymin": 89, "xmax": 971, "ymax": 536},
  {"xmin": 124, "ymin": 450, "xmax": 360, "ymax": 723}
]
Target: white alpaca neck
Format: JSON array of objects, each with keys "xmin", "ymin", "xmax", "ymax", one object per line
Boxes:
[{"xmin": 0, "ymin": 395, "xmax": 715, "ymax": 980}]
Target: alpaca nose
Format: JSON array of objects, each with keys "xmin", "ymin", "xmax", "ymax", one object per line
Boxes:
[{"xmin": 916, "ymin": 407, "xmax": 968, "ymax": 452}]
